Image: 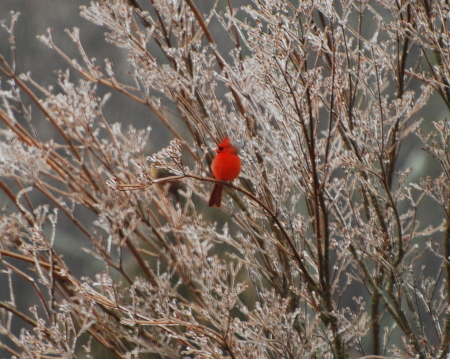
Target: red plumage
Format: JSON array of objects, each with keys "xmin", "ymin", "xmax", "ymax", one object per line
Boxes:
[{"xmin": 208, "ymin": 136, "xmax": 241, "ymax": 207}]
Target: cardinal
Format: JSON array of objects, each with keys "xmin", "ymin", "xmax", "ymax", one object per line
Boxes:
[{"xmin": 208, "ymin": 136, "xmax": 242, "ymax": 207}]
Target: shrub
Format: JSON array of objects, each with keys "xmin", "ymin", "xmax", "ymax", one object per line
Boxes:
[{"xmin": 1, "ymin": 1, "xmax": 450, "ymax": 358}]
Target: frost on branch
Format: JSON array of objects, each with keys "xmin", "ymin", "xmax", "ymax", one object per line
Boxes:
[{"xmin": 146, "ymin": 138, "xmax": 184, "ymax": 175}]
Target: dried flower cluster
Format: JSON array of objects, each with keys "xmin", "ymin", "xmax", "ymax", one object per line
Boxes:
[{"xmin": 1, "ymin": 0, "xmax": 450, "ymax": 358}]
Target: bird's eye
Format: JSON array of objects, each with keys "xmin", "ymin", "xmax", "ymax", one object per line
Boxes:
[{"xmin": 218, "ymin": 147, "xmax": 223, "ymax": 151}]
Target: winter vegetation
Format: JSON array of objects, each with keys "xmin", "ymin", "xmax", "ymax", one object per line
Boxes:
[{"xmin": 1, "ymin": 0, "xmax": 450, "ymax": 358}]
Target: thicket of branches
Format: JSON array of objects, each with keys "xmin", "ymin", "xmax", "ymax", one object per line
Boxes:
[{"xmin": 1, "ymin": 0, "xmax": 450, "ymax": 358}]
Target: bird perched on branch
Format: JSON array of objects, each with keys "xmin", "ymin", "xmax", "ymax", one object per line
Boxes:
[{"xmin": 208, "ymin": 136, "xmax": 241, "ymax": 207}]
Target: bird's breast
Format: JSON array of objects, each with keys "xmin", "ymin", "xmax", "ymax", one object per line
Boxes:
[{"xmin": 212, "ymin": 153, "xmax": 242, "ymax": 181}]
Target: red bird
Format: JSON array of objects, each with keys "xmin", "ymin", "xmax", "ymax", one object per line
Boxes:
[{"xmin": 208, "ymin": 136, "xmax": 242, "ymax": 207}]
